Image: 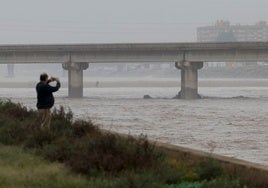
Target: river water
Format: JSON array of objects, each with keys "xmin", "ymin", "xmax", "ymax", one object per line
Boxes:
[{"xmin": 0, "ymin": 84, "xmax": 267, "ymax": 166}]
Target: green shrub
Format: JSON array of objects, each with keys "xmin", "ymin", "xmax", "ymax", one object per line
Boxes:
[
  {"xmin": 0, "ymin": 114, "xmax": 30, "ymax": 145},
  {"xmin": 50, "ymin": 106, "xmax": 73, "ymax": 136},
  {"xmin": 154, "ymin": 161, "xmax": 184, "ymax": 185},
  {"xmin": 201, "ymin": 177, "xmax": 247, "ymax": 188},
  {"xmin": 88, "ymin": 172, "xmax": 164, "ymax": 188},
  {"xmin": 165, "ymin": 181, "xmax": 203, "ymax": 188},
  {"xmin": 0, "ymin": 99, "xmax": 36, "ymax": 120},
  {"xmin": 196, "ymin": 159, "xmax": 224, "ymax": 181},
  {"xmin": 49, "ymin": 133, "xmax": 160, "ymax": 175},
  {"xmin": 0, "ymin": 100, "xmax": 160, "ymax": 175}
]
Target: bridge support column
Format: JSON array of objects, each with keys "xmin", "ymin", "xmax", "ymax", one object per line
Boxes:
[
  {"xmin": 62, "ymin": 62, "xmax": 89, "ymax": 98},
  {"xmin": 175, "ymin": 61, "xmax": 203, "ymax": 99}
]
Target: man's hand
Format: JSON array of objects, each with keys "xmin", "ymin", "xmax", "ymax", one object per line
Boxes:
[{"xmin": 50, "ymin": 77, "xmax": 60, "ymax": 82}]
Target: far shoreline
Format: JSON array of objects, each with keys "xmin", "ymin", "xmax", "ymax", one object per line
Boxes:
[{"xmin": 0, "ymin": 79, "xmax": 268, "ymax": 88}]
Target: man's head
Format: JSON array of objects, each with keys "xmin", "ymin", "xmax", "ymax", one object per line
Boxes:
[{"xmin": 40, "ymin": 73, "xmax": 49, "ymax": 82}]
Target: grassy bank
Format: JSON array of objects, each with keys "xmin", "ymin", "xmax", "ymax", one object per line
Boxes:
[
  {"xmin": 0, "ymin": 99, "xmax": 254, "ymax": 188},
  {"xmin": 0, "ymin": 144, "xmax": 90, "ymax": 188}
]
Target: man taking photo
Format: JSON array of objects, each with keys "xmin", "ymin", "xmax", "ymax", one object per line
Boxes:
[{"xmin": 36, "ymin": 73, "xmax": 61, "ymax": 130}]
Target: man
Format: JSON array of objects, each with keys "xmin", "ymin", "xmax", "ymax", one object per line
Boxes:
[{"xmin": 36, "ymin": 73, "xmax": 61, "ymax": 130}]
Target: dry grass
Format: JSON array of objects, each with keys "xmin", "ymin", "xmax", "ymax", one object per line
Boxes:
[{"xmin": 0, "ymin": 144, "xmax": 90, "ymax": 188}]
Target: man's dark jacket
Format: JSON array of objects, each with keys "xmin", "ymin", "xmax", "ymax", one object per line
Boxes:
[{"xmin": 36, "ymin": 81, "xmax": 61, "ymax": 109}]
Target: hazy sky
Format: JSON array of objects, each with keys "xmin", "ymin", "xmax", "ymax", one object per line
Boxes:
[{"xmin": 1, "ymin": 0, "xmax": 268, "ymax": 44}]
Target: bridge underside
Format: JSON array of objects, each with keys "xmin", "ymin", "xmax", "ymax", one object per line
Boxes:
[{"xmin": 61, "ymin": 61, "xmax": 204, "ymax": 99}]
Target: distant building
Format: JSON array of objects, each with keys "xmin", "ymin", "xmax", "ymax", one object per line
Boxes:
[
  {"xmin": 7, "ymin": 64, "xmax": 14, "ymax": 77},
  {"xmin": 197, "ymin": 21, "xmax": 268, "ymax": 67},
  {"xmin": 197, "ymin": 20, "xmax": 268, "ymax": 42}
]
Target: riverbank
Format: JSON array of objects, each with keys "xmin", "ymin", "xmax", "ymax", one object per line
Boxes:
[{"xmin": 0, "ymin": 100, "xmax": 256, "ymax": 188}]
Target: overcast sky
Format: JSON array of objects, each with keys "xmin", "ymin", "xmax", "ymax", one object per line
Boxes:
[{"xmin": 1, "ymin": 0, "xmax": 268, "ymax": 44}]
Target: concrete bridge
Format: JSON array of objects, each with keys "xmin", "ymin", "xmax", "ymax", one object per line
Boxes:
[{"xmin": 1, "ymin": 42, "xmax": 268, "ymax": 99}]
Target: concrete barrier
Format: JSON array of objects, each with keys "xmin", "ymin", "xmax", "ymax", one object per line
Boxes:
[
  {"xmin": 155, "ymin": 141, "xmax": 268, "ymax": 188},
  {"xmin": 104, "ymin": 129, "xmax": 268, "ymax": 187}
]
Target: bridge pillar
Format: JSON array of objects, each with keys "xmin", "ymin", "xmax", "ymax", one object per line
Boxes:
[
  {"xmin": 62, "ymin": 62, "xmax": 89, "ymax": 98},
  {"xmin": 175, "ymin": 61, "xmax": 203, "ymax": 99}
]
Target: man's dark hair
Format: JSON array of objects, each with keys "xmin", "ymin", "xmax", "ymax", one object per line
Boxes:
[{"xmin": 40, "ymin": 73, "xmax": 48, "ymax": 81}]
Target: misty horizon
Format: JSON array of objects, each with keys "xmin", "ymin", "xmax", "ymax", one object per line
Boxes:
[{"xmin": 1, "ymin": 0, "xmax": 268, "ymax": 44}]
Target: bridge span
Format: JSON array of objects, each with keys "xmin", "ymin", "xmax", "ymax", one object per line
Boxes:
[{"xmin": 1, "ymin": 42, "xmax": 268, "ymax": 99}]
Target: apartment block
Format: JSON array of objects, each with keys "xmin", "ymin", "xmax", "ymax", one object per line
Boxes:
[{"xmin": 197, "ymin": 20, "xmax": 268, "ymax": 42}]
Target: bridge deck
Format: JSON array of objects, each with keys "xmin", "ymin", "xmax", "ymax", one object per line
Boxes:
[{"xmin": 1, "ymin": 42, "xmax": 268, "ymax": 63}]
